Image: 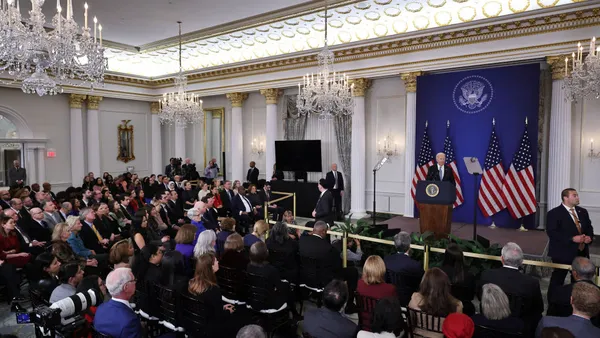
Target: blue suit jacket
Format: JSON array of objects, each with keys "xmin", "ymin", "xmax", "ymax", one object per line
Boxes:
[
  {"xmin": 536, "ymin": 315, "xmax": 600, "ymax": 338},
  {"xmin": 304, "ymin": 307, "xmax": 357, "ymax": 338},
  {"xmin": 383, "ymin": 252, "xmax": 424, "ymax": 276},
  {"xmin": 93, "ymin": 300, "xmax": 142, "ymax": 338}
]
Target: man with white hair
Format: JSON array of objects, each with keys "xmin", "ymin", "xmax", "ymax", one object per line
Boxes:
[
  {"xmin": 93, "ymin": 268, "xmax": 142, "ymax": 338},
  {"xmin": 426, "ymin": 152, "xmax": 455, "ymax": 183},
  {"xmin": 477, "ymin": 242, "xmax": 543, "ymax": 334}
]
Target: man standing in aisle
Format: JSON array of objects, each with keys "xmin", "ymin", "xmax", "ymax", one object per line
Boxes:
[
  {"xmin": 325, "ymin": 163, "xmax": 345, "ymax": 221},
  {"xmin": 546, "ymin": 188, "xmax": 594, "ymax": 294},
  {"xmin": 247, "ymin": 161, "xmax": 259, "ymax": 185},
  {"xmin": 313, "ymin": 179, "xmax": 334, "ymax": 227},
  {"xmin": 426, "ymin": 153, "xmax": 454, "ymax": 184}
]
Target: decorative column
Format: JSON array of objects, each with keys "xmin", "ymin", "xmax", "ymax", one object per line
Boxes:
[
  {"xmin": 174, "ymin": 123, "xmax": 186, "ymax": 160},
  {"xmin": 227, "ymin": 93, "xmax": 248, "ymax": 181},
  {"xmin": 402, "ymin": 72, "xmax": 422, "ymax": 218},
  {"xmin": 150, "ymin": 102, "xmax": 163, "ymax": 175},
  {"xmin": 37, "ymin": 148, "xmax": 46, "ymax": 184},
  {"xmin": 86, "ymin": 96, "xmax": 102, "ymax": 177},
  {"xmin": 70, "ymin": 94, "xmax": 86, "ymax": 186},
  {"xmin": 260, "ymin": 88, "xmax": 282, "ymax": 180},
  {"xmin": 25, "ymin": 148, "xmax": 37, "ymax": 185},
  {"xmin": 204, "ymin": 110, "xmax": 213, "ymax": 163},
  {"xmin": 546, "ymin": 56, "xmax": 571, "ymax": 208},
  {"xmin": 350, "ymin": 78, "xmax": 371, "ymax": 218}
]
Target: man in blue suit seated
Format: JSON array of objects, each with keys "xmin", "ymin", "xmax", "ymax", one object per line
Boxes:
[
  {"xmin": 535, "ymin": 281, "xmax": 600, "ymax": 337},
  {"xmin": 303, "ymin": 279, "xmax": 357, "ymax": 338},
  {"xmin": 383, "ymin": 231, "xmax": 424, "ymax": 306},
  {"xmin": 94, "ymin": 268, "xmax": 142, "ymax": 338}
]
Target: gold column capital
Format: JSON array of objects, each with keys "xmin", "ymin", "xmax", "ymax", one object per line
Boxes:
[
  {"xmin": 150, "ymin": 102, "xmax": 160, "ymax": 114},
  {"xmin": 226, "ymin": 92, "xmax": 249, "ymax": 108},
  {"xmin": 87, "ymin": 96, "xmax": 103, "ymax": 110},
  {"xmin": 349, "ymin": 78, "xmax": 371, "ymax": 97},
  {"xmin": 401, "ymin": 71, "xmax": 423, "ymax": 93},
  {"xmin": 260, "ymin": 88, "xmax": 282, "ymax": 104},
  {"xmin": 546, "ymin": 55, "xmax": 570, "ymax": 80},
  {"xmin": 69, "ymin": 94, "xmax": 87, "ymax": 109}
]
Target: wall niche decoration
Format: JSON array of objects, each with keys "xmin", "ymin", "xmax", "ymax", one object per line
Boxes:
[{"xmin": 117, "ymin": 120, "xmax": 135, "ymax": 163}]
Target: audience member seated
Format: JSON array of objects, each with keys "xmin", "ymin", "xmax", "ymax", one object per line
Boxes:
[
  {"xmin": 185, "ymin": 252, "xmax": 244, "ymax": 338},
  {"xmin": 175, "ymin": 223, "xmax": 198, "ymax": 263},
  {"xmin": 471, "ymin": 283, "xmax": 524, "ymax": 334},
  {"xmin": 282, "ymin": 210, "xmax": 301, "ymax": 239},
  {"xmin": 333, "ymin": 238, "xmax": 364, "ymax": 266},
  {"xmin": 216, "ymin": 218, "xmax": 236, "ymax": 256},
  {"xmin": 220, "ymin": 233, "xmax": 249, "ymax": 272},
  {"xmin": 133, "ymin": 243, "xmax": 165, "ymax": 287},
  {"xmin": 548, "ymin": 257, "xmax": 596, "ymax": 317},
  {"xmin": 27, "ymin": 207, "xmax": 53, "ymax": 243},
  {"xmin": 383, "ymin": 231, "xmax": 424, "ymax": 306},
  {"xmin": 94, "ymin": 268, "xmax": 142, "ymax": 338},
  {"xmin": 232, "ymin": 186, "xmax": 257, "ymax": 232},
  {"xmin": 303, "ymin": 279, "xmax": 358, "ymax": 338},
  {"xmin": 194, "ymin": 228, "xmax": 217, "ymax": 258},
  {"xmin": 409, "ymin": 267, "xmax": 463, "ymax": 338},
  {"xmin": 132, "ymin": 213, "xmax": 169, "ymax": 253},
  {"xmin": 94, "ymin": 202, "xmax": 121, "ymax": 239},
  {"xmin": 237, "ymin": 324, "xmax": 267, "ymax": 338},
  {"xmin": 477, "ymin": 242, "xmax": 543, "ymax": 334},
  {"xmin": 52, "ymin": 221, "xmax": 100, "ymax": 274},
  {"xmin": 76, "ymin": 275, "xmax": 107, "ymax": 329},
  {"xmin": 187, "ymin": 208, "xmax": 207, "ymax": 243},
  {"xmin": 110, "ymin": 200, "xmax": 131, "ymax": 233},
  {"xmin": 50, "ymin": 262, "xmax": 84, "ymax": 303},
  {"xmin": 266, "ymin": 222, "xmax": 299, "ymax": 283},
  {"xmin": 0, "ymin": 253, "xmax": 25, "ymax": 311},
  {"xmin": 357, "ymin": 255, "xmax": 397, "ymax": 330},
  {"xmin": 441, "ymin": 243, "xmax": 476, "ymax": 315},
  {"xmin": 79, "ymin": 208, "xmax": 109, "ymax": 254},
  {"xmin": 442, "ymin": 313, "xmax": 475, "ymax": 338},
  {"xmin": 200, "ymin": 194, "xmax": 219, "ymax": 231},
  {"xmin": 0, "ymin": 214, "xmax": 31, "ymax": 268},
  {"xmin": 357, "ymin": 298, "xmax": 403, "ymax": 338},
  {"xmin": 535, "ymin": 282, "xmax": 600, "ymax": 337},
  {"xmin": 246, "ymin": 241, "xmax": 290, "ymax": 312},
  {"xmin": 109, "ymin": 239, "xmax": 133, "ymax": 269},
  {"xmin": 32, "ymin": 252, "xmax": 61, "ymax": 301},
  {"xmin": 3, "ymin": 208, "xmax": 46, "ymax": 257},
  {"xmin": 243, "ymin": 220, "xmax": 268, "ymax": 248}
]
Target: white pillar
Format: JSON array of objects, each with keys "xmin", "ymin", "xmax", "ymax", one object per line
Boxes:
[
  {"xmin": 402, "ymin": 72, "xmax": 421, "ymax": 218},
  {"xmin": 227, "ymin": 93, "xmax": 248, "ymax": 181},
  {"xmin": 174, "ymin": 123, "xmax": 186, "ymax": 160},
  {"xmin": 211, "ymin": 117, "xmax": 221, "ymax": 161},
  {"xmin": 350, "ymin": 79, "xmax": 371, "ymax": 218},
  {"xmin": 150, "ymin": 103, "xmax": 163, "ymax": 175},
  {"xmin": 261, "ymin": 89, "xmax": 282, "ymax": 180},
  {"xmin": 70, "ymin": 94, "xmax": 86, "ymax": 186},
  {"xmin": 205, "ymin": 110, "xmax": 213, "ymax": 164},
  {"xmin": 546, "ymin": 57, "xmax": 571, "ymax": 209},
  {"xmin": 86, "ymin": 96, "xmax": 102, "ymax": 177},
  {"xmin": 25, "ymin": 148, "xmax": 36, "ymax": 185},
  {"xmin": 37, "ymin": 148, "xmax": 46, "ymax": 184}
]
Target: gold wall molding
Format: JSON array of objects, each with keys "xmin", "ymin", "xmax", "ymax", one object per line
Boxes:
[
  {"xmin": 102, "ymin": 7, "xmax": 599, "ymax": 90},
  {"xmin": 349, "ymin": 78, "xmax": 371, "ymax": 97},
  {"xmin": 259, "ymin": 88, "xmax": 282, "ymax": 104},
  {"xmin": 401, "ymin": 71, "xmax": 423, "ymax": 93},
  {"xmin": 546, "ymin": 55, "xmax": 570, "ymax": 80},
  {"xmin": 69, "ymin": 94, "xmax": 87, "ymax": 109},
  {"xmin": 87, "ymin": 96, "xmax": 103, "ymax": 110},
  {"xmin": 150, "ymin": 102, "xmax": 160, "ymax": 114},
  {"xmin": 226, "ymin": 93, "xmax": 249, "ymax": 107}
]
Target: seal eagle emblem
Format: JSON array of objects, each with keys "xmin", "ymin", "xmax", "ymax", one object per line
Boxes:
[
  {"xmin": 453, "ymin": 75, "xmax": 493, "ymax": 114},
  {"xmin": 425, "ymin": 183, "xmax": 440, "ymax": 198}
]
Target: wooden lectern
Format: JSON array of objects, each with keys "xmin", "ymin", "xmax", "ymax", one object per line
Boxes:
[{"xmin": 415, "ymin": 181, "xmax": 456, "ymax": 239}]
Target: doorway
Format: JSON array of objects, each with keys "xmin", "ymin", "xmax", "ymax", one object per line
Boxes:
[{"xmin": 3, "ymin": 148, "xmax": 21, "ymax": 186}]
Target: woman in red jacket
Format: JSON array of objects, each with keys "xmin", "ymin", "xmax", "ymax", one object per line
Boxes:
[
  {"xmin": 357, "ymin": 255, "xmax": 397, "ymax": 331},
  {"xmin": 0, "ymin": 215, "xmax": 31, "ymax": 268}
]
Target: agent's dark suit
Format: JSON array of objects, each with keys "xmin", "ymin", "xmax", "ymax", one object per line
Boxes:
[
  {"xmin": 298, "ymin": 234, "xmax": 342, "ymax": 287},
  {"xmin": 79, "ymin": 220, "xmax": 107, "ymax": 254},
  {"xmin": 426, "ymin": 163, "xmax": 455, "ymax": 184},
  {"xmin": 246, "ymin": 167, "xmax": 259, "ymax": 185},
  {"xmin": 8, "ymin": 166, "xmax": 26, "ymax": 186},
  {"xmin": 314, "ymin": 190, "xmax": 334, "ymax": 226},
  {"xmin": 546, "ymin": 204, "xmax": 594, "ymax": 291},
  {"xmin": 384, "ymin": 253, "xmax": 424, "ymax": 306},
  {"xmin": 24, "ymin": 219, "xmax": 52, "ymax": 243},
  {"xmin": 304, "ymin": 307, "xmax": 357, "ymax": 338},
  {"xmin": 325, "ymin": 171, "xmax": 345, "ymax": 221},
  {"xmin": 232, "ymin": 194, "xmax": 254, "ymax": 231},
  {"xmin": 94, "ymin": 299, "xmax": 142, "ymax": 338},
  {"xmin": 220, "ymin": 189, "xmax": 235, "ymax": 215},
  {"xmin": 535, "ymin": 315, "xmax": 600, "ymax": 337}
]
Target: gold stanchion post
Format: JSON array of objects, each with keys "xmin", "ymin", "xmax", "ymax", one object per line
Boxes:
[
  {"xmin": 293, "ymin": 193, "xmax": 297, "ymax": 219},
  {"xmin": 263, "ymin": 202, "xmax": 268, "ymax": 221},
  {"xmin": 342, "ymin": 232, "xmax": 348, "ymax": 268},
  {"xmin": 423, "ymin": 244, "xmax": 430, "ymax": 271}
]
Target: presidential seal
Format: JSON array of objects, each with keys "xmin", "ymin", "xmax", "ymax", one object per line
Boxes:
[
  {"xmin": 425, "ymin": 183, "xmax": 440, "ymax": 197},
  {"xmin": 453, "ymin": 75, "xmax": 493, "ymax": 114}
]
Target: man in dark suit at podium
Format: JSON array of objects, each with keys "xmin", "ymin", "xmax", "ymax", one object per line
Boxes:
[
  {"xmin": 426, "ymin": 152, "xmax": 454, "ymax": 184},
  {"xmin": 325, "ymin": 163, "xmax": 344, "ymax": 221},
  {"xmin": 312, "ymin": 179, "xmax": 334, "ymax": 226},
  {"xmin": 546, "ymin": 188, "xmax": 594, "ymax": 293}
]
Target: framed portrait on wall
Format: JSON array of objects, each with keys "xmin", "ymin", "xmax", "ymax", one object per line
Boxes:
[{"xmin": 117, "ymin": 120, "xmax": 135, "ymax": 163}]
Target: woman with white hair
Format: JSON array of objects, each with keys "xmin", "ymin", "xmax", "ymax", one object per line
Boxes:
[
  {"xmin": 193, "ymin": 229, "xmax": 216, "ymax": 258},
  {"xmin": 471, "ymin": 283, "xmax": 524, "ymax": 334}
]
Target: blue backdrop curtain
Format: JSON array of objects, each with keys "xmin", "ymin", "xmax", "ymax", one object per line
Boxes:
[{"xmin": 415, "ymin": 64, "xmax": 540, "ymax": 228}]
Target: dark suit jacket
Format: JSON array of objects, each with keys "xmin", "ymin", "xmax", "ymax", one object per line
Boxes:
[
  {"xmin": 201, "ymin": 208, "xmax": 219, "ymax": 231},
  {"xmin": 546, "ymin": 204, "xmax": 594, "ymax": 264},
  {"xmin": 298, "ymin": 234, "xmax": 341, "ymax": 287},
  {"xmin": 325, "ymin": 171, "xmax": 345, "ymax": 191},
  {"xmin": 164, "ymin": 164, "xmax": 175, "ymax": 178},
  {"xmin": 304, "ymin": 307, "xmax": 357, "ymax": 338},
  {"xmin": 167, "ymin": 200, "xmax": 184, "ymax": 223},
  {"xmin": 232, "ymin": 194, "xmax": 253, "ymax": 217},
  {"xmin": 247, "ymin": 167, "xmax": 259, "ymax": 184},
  {"xmin": 220, "ymin": 189, "xmax": 234, "ymax": 214},
  {"xmin": 426, "ymin": 164, "xmax": 455, "ymax": 184},
  {"xmin": 0, "ymin": 200, "xmax": 10, "ymax": 210},
  {"xmin": 471, "ymin": 314, "xmax": 524, "ymax": 334},
  {"xmin": 93, "ymin": 299, "xmax": 142, "ymax": 338},
  {"xmin": 536, "ymin": 315, "xmax": 600, "ymax": 337},
  {"xmin": 25, "ymin": 219, "xmax": 51, "ymax": 243},
  {"xmin": 8, "ymin": 166, "xmax": 26, "ymax": 186},
  {"xmin": 384, "ymin": 253, "xmax": 424, "ymax": 306},
  {"xmin": 79, "ymin": 221, "xmax": 106, "ymax": 253},
  {"xmin": 119, "ymin": 205, "xmax": 133, "ymax": 220},
  {"xmin": 314, "ymin": 190, "xmax": 334, "ymax": 226}
]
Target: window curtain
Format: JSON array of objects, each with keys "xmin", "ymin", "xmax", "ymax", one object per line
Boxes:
[
  {"xmin": 333, "ymin": 114, "xmax": 352, "ymax": 215},
  {"xmin": 281, "ymin": 95, "xmax": 307, "ymax": 141}
]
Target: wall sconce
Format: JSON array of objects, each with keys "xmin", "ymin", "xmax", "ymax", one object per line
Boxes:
[
  {"xmin": 377, "ymin": 132, "xmax": 399, "ymax": 157},
  {"xmin": 590, "ymin": 139, "xmax": 600, "ymax": 159},
  {"xmin": 251, "ymin": 135, "xmax": 265, "ymax": 156}
]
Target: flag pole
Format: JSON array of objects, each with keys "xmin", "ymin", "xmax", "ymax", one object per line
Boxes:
[
  {"xmin": 518, "ymin": 117, "xmax": 529, "ymax": 232},
  {"xmin": 488, "ymin": 118, "xmax": 497, "ymax": 229}
]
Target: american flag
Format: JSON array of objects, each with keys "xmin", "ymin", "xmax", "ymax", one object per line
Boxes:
[
  {"xmin": 411, "ymin": 123, "xmax": 434, "ymax": 201},
  {"xmin": 444, "ymin": 126, "xmax": 464, "ymax": 208},
  {"xmin": 478, "ymin": 124, "xmax": 506, "ymax": 217},
  {"xmin": 501, "ymin": 124, "xmax": 536, "ymax": 219}
]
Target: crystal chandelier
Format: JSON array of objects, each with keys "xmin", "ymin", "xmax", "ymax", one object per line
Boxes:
[
  {"xmin": 159, "ymin": 21, "xmax": 203, "ymax": 127},
  {"xmin": 564, "ymin": 37, "xmax": 600, "ymax": 101},
  {"xmin": 296, "ymin": 0, "xmax": 354, "ymax": 119},
  {"xmin": 0, "ymin": 0, "xmax": 107, "ymax": 96}
]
